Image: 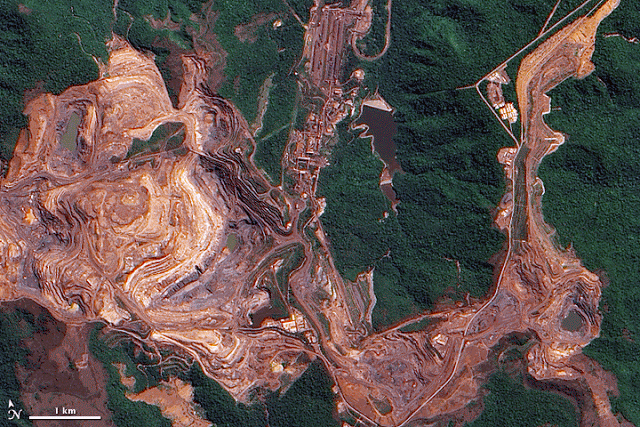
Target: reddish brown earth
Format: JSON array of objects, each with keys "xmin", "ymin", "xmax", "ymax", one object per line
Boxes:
[
  {"xmin": 3, "ymin": 300, "xmax": 114, "ymax": 426},
  {"xmin": 234, "ymin": 12, "xmax": 281, "ymax": 43},
  {"xmin": 0, "ymin": 0, "xmax": 626, "ymax": 426}
]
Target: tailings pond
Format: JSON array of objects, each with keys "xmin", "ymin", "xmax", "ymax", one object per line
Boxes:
[
  {"xmin": 561, "ymin": 310, "xmax": 584, "ymax": 332},
  {"xmin": 356, "ymin": 105, "xmax": 401, "ymax": 174},
  {"xmin": 356, "ymin": 105, "xmax": 402, "ymax": 206}
]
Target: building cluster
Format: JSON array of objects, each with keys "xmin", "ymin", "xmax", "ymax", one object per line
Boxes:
[
  {"xmin": 288, "ymin": 89, "xmax": 356, "ymax": 187},
  {"xmin": 286, "ymin": 3, "xmax": 368, "ymax": 195},
  {"xmin": 486, "ymin": 68, "xmax": 519, "ymax": 124},
  {"xmin": 498, "ymin": 103, "xmax": 518, "ymax": 124},
  {"xmin": 305, "ymin": 5, "xmax": 366, "ymax": 91},
  {"xmin": 263, "ymin": 308, "xmax": 318, "ymax": 343}
]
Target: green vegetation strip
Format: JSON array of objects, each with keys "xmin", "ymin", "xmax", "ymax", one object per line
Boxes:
[
  {"xmin": 319, "ymin": 0, "xmax": 590, "ymax": 329},
  {"xmin": 186, "ymin": 360, "xmax": 339, "ymax": 427},
  {"xmin": 465, "ymin": 371, "xmax": 578, "ymax": 427},
  {"xmin": 0, "ymin": 306, "xmax": 32, "ymax": 426}
]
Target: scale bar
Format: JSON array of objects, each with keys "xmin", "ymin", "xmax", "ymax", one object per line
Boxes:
[{"xmin": 29, "ymin": 416, "xmax": 102, "ymax": 420}]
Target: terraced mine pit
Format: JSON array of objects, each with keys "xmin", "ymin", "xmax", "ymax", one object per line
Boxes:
[{"xmin": 0, "ymin": 0, "xmax": 627, "ymax": 425}]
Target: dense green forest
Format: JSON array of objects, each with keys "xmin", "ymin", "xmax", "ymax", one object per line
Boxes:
[
  {"xmin": 185, "ymin": 363, "xmax": 267, "ymax": 427},
  {"xmin": 206, "ymin": 0, "xmax": 304, "ymax": 183},
  {"xmin": 318, "ymin": 99, "xmax": 506, "ymax": 327},
  {"xmin": 0, "ymin": 0, "xmax": 101, "ymax": 159},
  {"xmin": 88, "ymin": 326, "xmax": 173, "ymax": 427},
  {"xmin": 354, "ymin": 0, "xmax": 388, "ymax": 58},
  {"xmin": 185, "ymin": 360, "xmax": 339, "ymax": 427},
  {"xmin": 320, "ymin": 0, "xmax": 582, "ymax": 327},
  {"xmin": 265, "ymin": 361, "xmax": 339, "ymax": 427},
  {"xmin": 537, "ymin": 1, "xmax": 640, "ymax": 423},
  {"xmin": 0, "ymin": 306, "xmax": 32, "ymax": 427},
  {"xmin": 211, "ymin": 0, "xmax": 303, "ymax": 119},
  {"xmin": 465, "ymin": 370, "xmax": 579, "ymax": 427}
]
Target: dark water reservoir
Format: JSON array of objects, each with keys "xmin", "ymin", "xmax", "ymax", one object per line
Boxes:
[
  {"xmin": 60, "ymin": 112, "xmax": 80, "ymax": 151},
  {"xmin": 226, "ymin": 233, "xmax": 238, "ymax": 251},
  {"xmin": 356, "ymin": 105, "xmax": 401, "ymax": 174},
  {"xmin": 561, "ymin": 310, "xmax": 584, "ymax": 332}
]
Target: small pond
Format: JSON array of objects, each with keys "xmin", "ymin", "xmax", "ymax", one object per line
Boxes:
[
  {"xmin": 356, "ymin": 105, "xmax": 401, "ymax": 175},
  {"xmin": 561, "ymin": 310, "xmax": 584, "ymax": 332}
]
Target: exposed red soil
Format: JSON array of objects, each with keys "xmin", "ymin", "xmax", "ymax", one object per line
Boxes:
[{"xmin": 8, "ymin": 299, "xmax": 115, "ymax": 427}]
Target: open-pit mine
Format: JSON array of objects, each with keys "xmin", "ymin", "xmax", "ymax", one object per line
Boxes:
[{"xmin": 0, "ymin": 0, "xmax": 625, "ymax": 425}]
